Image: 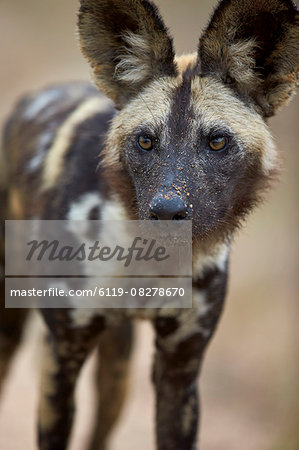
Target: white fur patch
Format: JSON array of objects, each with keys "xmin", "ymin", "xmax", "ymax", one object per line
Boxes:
[
  {"xmin": 261, "ymin": 133, "xmax": 278, "ymax": 175},
  {"xmin": 66, "ymin": 192, "xmax": 103, "ymax": 240},
  {"xmin": 193, "ymin": 243, "xmax": 229, "ymax": 278},
  {"xmin": 193, "ymin": 290, "xmax": 212, "ymax": 318},
  {"xmin": 27, "ymin": 132, "xmax": 53, "ymax": 173},
  {"xmin": 66, "ymin": 194, "xmax": 129, "ymax": 280},
  {"xmin": 24, "ymin": 89, "xmax": 61, "ymax": 120},
  {"xmin": 100, "ymin": 195, "xmax": 129, "ymax": 221},
  {"xmin": 67, "ymin": 192, "xmax": 103, "ymax": 221},
  {"xmin": 27, "ymin": 152, "xmax": 45, "ymax": 173},
  {"xmin": 114, "ymin": 32, "xmax": 151, "ymax": 83},
  {"xmin": 47, "ymin": 280, "xmax": 69, "ymax": 292},
  {"xmin": 69, "ymin": 309, "xmax": 99, "ymax": 328},
  {"xmin": 158, "ymin": 299, "xmax": 209, "ymax": 351}
]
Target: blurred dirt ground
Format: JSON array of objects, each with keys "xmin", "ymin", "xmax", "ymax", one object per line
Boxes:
[{"xmin": 0, "ymin": 1, "xmax": 298, "ymax": 449}]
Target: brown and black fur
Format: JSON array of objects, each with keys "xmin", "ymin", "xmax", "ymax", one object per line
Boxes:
[{"xmin": 0, "ymin": 1, "xmax": 298, "ymax": 449}]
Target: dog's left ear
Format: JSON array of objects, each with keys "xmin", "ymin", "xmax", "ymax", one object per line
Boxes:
[{"xmin": 199, "ymin": 0, "xmax": 298, "ymax": 118}]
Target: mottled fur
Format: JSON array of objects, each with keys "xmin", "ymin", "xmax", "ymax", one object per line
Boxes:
[{"xmin": 0, "ymin": 1, "xmax": 298, "ymax": 449}]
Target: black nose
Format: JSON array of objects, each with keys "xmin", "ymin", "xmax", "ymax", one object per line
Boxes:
[{"xmin": 150, "ymin": 194, "xmax": 189, "ymax": 220}]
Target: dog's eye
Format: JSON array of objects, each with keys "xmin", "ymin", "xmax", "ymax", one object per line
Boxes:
[
  {"xmin": 209, "ymin": 136, "xmax": 228, "ymax": 151},
  {"xmin": 137, "ymin": 135, "xmax": 153, "ymax": 151}
]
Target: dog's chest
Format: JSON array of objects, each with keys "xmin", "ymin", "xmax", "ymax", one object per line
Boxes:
[{"xmin": 61, "ymin": 192, "xmax": 229, "ymax": 329}]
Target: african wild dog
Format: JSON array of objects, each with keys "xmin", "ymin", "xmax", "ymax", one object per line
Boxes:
[{"xmin": 0, "ymin": 0, "xmax": 298, "ymax": 449}]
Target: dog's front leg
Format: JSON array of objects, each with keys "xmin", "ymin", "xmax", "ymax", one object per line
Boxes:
[
  {"xmin": 38, "ymin": 310, "xmax": 106, "ymax": 450},
  {"xmin": 152, "ymin": 266, "xmax": 228, "ymax": 449},
  {"xmin": 152, "ymin": 321, "xmax": 205, "ymax": 450}
]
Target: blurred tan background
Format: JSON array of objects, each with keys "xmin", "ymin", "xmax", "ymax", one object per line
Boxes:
[{"xmin": 0, "ymin": 1, "xmax": 298, "ymax": 449}]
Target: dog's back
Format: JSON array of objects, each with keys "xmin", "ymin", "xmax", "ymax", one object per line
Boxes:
[{"xmin": 1, "ymin": 83, "xmax": 115, "ymax": 220}]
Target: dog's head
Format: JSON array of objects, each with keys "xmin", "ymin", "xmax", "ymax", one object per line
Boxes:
[{"xmin": 78, "ymin": 0, "xmax": 298, "ymax": 243}]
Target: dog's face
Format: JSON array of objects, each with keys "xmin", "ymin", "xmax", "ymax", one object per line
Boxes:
[
  {"xmin": 78, "ymin": 0, "xmax": 298, "ymax": 243},
  {"xmin": 105, "ymin": 68, "xmax": 276, "ymax": 241}
]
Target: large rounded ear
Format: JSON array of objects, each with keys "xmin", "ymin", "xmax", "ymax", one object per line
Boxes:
[
  {"xmin": 199, "ymin": 0, "xmax": 298, "ymax": 118},
  {"xmin": 78, "ymin": 0, "xmax": 177, "ymax": 109}
]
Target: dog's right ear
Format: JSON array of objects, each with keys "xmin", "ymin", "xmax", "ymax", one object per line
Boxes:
[{"xmin": 78, "ymin": 0, "xmax": 177, "ymax": 109}]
